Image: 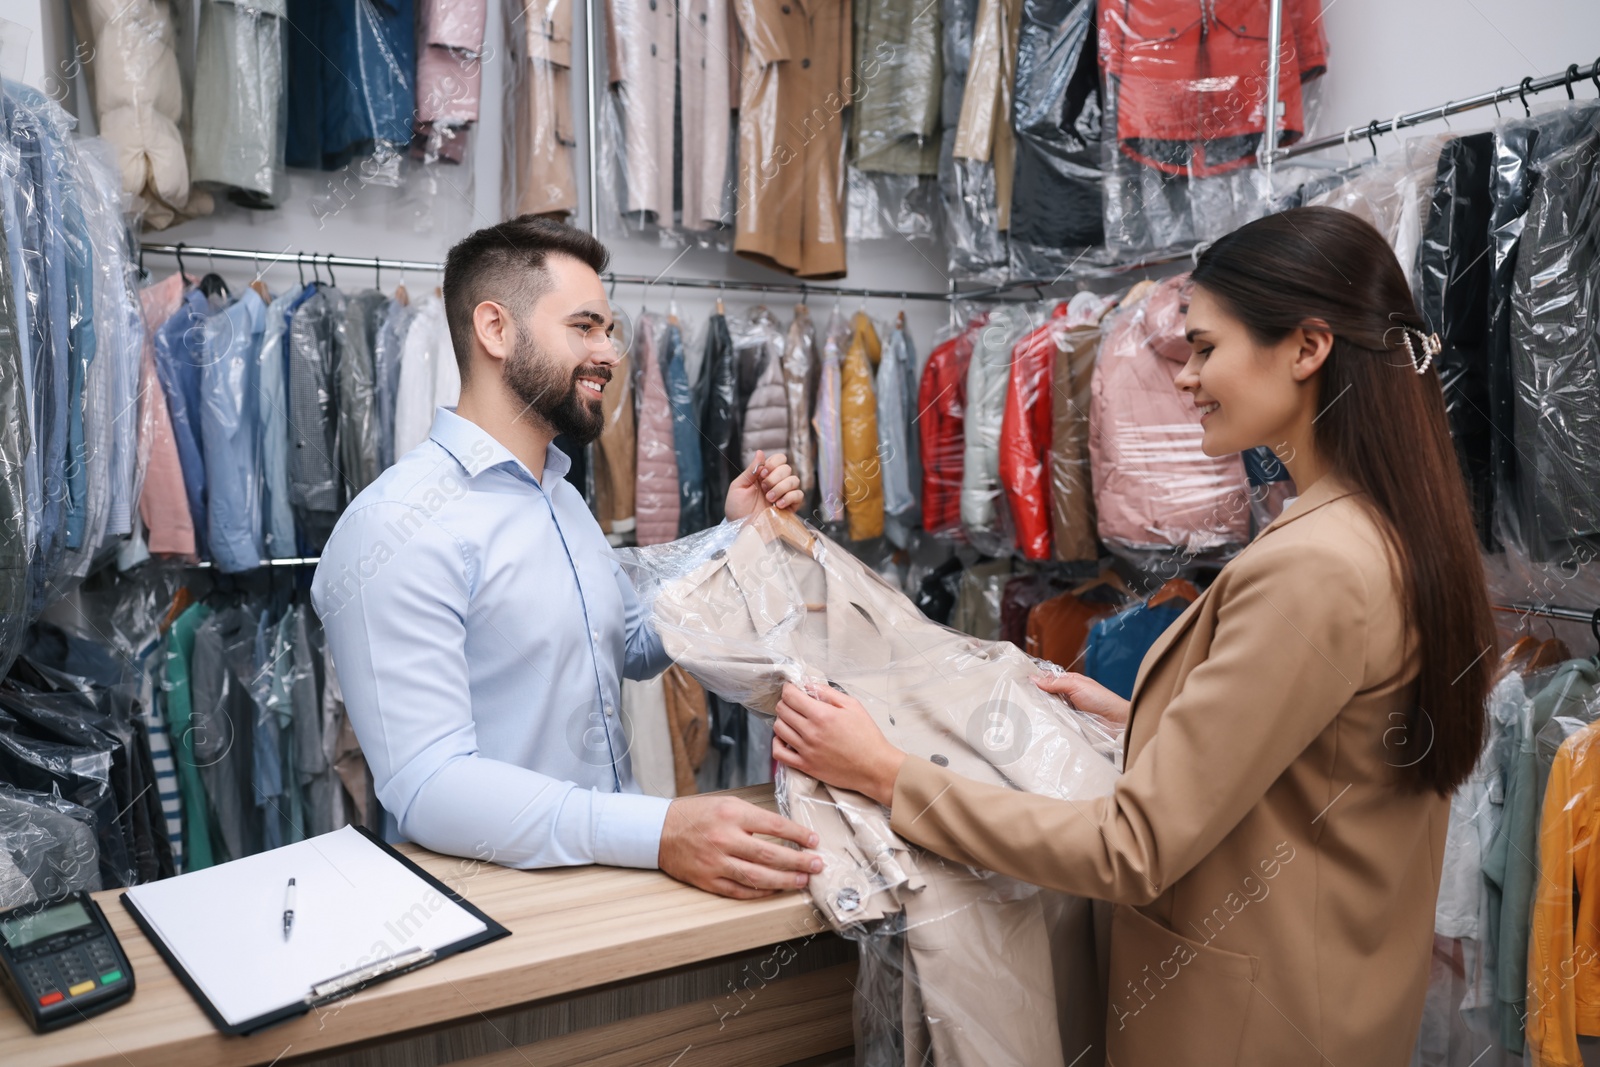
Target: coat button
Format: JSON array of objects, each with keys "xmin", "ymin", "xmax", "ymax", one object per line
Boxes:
[
  {"xmin": 700, "ymin": 10, "xmax": 707, "ymax": 19},
  {"xmin": 650, "ymin": 42, "xmax": 657, "ymax": 55},
  {"xmin": 929, "ymin": 754, "xmax": 949, "ymax": 766},
  {"xmin": 712, "ymin": 548, "xmax": 726, "ymax": 559},
  {"xmin": 835, "ymin": 886, "xmax": 861, "ymax": 913},
  {"xmin": 801, "ymin": 57, "xmax": 811, "ymax": 68}
]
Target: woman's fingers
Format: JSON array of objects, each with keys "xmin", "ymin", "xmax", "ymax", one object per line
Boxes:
[{"xmin": 773, "ymin": 715, "xmax": 807, "ymax": 753}]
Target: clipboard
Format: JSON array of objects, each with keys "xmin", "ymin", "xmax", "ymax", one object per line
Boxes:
[{"xmin": 120, "ymin": 825, "xmax": 509, "ymax": 1036}]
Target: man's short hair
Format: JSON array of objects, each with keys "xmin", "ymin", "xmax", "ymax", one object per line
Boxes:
[{"xmin": 441, "ymin": 215, "xmax": 610, "ymax": 380}]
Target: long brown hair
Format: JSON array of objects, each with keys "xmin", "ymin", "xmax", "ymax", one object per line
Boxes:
[{"xmin": 1191, "ymin": 206, "xmax": 1494, "ymax": 796}]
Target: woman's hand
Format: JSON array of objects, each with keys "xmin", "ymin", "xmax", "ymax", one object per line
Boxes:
[
  {"xmin": 1033, "ymin": 671, "xmax": 1131, "ymax": 728},
  {"xmin": 725, "ymin": 450, "xmax": 804, "ymax": 520},
  {"xmin": 772, "ymin": 682, "xmax": 906, "ymax": 807}
]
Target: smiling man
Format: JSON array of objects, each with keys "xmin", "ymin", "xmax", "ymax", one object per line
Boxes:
[{"xmin": 311, "ymin": 216, "xmax": 821, "ymax": 899}]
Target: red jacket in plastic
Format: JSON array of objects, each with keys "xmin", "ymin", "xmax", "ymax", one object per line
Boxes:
[
  {"xmin": 918, "ymin": 316, "xmax": 987, "ymax": 537},
  {"xmin": 999, "ymin": 302, "xmax": 1071, "ymax": 559},
  {"xmin": 1098, "ymin": 0, "xmax": 1328, "ymax": 177}
]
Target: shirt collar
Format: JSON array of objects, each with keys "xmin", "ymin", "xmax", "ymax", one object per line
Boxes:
[{"xmin": 427, "ymin": 407, "xmax": 572, "ymax": 484}]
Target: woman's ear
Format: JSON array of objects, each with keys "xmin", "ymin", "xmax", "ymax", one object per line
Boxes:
[{"xmin": 1290, "ymin": 321, "xmax": 1335, "ymax": 382}]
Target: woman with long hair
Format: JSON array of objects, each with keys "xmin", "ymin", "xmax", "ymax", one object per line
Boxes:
[{"xmin": 770, "ymin": 206, "xmax": 1495, "ymax": 1064}]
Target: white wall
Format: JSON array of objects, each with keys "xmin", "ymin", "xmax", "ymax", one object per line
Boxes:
[{"xmin": 41, "ymin": 0, "xmax": 1600, "ymax": 360}]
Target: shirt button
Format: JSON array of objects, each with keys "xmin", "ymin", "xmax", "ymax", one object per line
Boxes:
[
  {"xmin": 605, "ymin": 702, "xmax": 615, "ymax": 717},
  {"xmin": 801, "ymin": 57, "xmax": 811, "ymax": 68},
  {"xmin": 591, "ymin": 628, "xmax": 600, "ymax": 641}
]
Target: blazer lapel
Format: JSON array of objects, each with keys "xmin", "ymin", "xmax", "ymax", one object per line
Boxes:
[{"xmin": 1123, "ymin": 473, "xmax": 1363, "ymax": 725}]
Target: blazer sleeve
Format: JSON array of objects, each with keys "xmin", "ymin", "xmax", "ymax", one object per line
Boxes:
[{"xmin": 889, "ymin": 538, "xmax": 1372, "ymax": 905}]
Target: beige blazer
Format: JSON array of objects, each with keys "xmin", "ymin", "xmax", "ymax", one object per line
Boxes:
[{"xmin": 891, "ymin": 474, "xmax": 1448, "ymax": 1066}]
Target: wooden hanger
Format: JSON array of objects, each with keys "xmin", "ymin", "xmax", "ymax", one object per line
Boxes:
[
  {"xmin": 1147, "ymin": 578, "xmax": 1200, "ymax": 609},
  {"xmin": 1071, "ymin": 569, "xmax": 1133, "ymax": 599},
  {"xmin": 1530, "ymin": 638, "xmax": 1573, "ymax": 672},
  {"xmin": 753, "ymin": 505, "xmax": 816, "ymax": 555}
]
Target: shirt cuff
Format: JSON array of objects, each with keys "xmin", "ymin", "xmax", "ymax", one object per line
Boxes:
[{"xmin": 591, "ymin": 790, "xmax": 673, "ymax": 869}]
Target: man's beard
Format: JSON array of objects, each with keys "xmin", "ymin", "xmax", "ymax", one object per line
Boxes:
[{"xmin": 503, "ymin": 331, "xmax": 610, "ymax": 445}]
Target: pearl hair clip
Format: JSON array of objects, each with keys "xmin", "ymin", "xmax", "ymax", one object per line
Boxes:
[{"xmin": 1401, "ymin": 327, "xmax": 1442, "ymax": 375}]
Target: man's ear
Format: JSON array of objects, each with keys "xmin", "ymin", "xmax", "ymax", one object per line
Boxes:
[{"xmin": 472, "ymin": 300, "xmax": 514, "ymax": 365}]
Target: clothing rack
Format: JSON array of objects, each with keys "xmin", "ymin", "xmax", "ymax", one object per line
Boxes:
[
  {"xmin": 139, "ymin": 243, "xmax": 957, "ymax": 303},
  {"xmin": 1272, "ymin": 58, "xmax": 1600, "ymax": 163},
  {"xmin": 1495, "ymin": 602, "xmax": 1600, "ymax": 627}
]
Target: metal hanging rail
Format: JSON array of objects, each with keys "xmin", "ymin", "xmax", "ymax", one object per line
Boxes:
[
  {"xmin": 140, "ymin": 242, "xmax": 957, "ymax": 302},
  {"xmin": 1495, "ymin": 602, "xmax": 1600, "ymax": 627},
  {"xmin": 1272, "ymin": 58, "xmax": 1600, "ymax": 163}
]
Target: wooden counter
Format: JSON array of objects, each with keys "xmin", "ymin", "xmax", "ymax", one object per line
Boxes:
[{"xmin": 0, "ymin": 786, "xmax": 858, "ymax": 1067}]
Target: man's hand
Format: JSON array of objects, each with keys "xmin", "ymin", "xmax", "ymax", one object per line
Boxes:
[
  {"xmin": 725, "ymin": 450, "xmax": 803, "ymax": 520},
  {"xmin": 658, "ymin": 793, "xmax": 823, "ymax": 900}
]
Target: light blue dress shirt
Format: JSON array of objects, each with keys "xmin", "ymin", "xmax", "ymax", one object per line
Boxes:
[
  {"xmin": 201, "ymin": 288, "xmax": 267, "ymax": 572},
  {"xmin": 310, "ymin": 408, "xmax": 675, "ymax": 869}
]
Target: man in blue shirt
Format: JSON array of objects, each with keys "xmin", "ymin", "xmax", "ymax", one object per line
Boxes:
[{"xmin": 312, "ymin": 217, "xmax": 820, "ymax": 898}]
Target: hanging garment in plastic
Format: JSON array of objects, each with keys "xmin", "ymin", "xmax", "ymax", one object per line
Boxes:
[
  {"xmin": 780, "ymin": 304, "xmax": 818, "ymax": 505},
  {"xmin": 918, "ymin": 314, "xmax": 985, "ymax": 539},
  {"xmin": 853, "ymin": 0, "xmax": 942, "ymax": 175},
  {"xmin": 961, "ymin": 305, "xmax": 1032, "ymax": 553},
  {"xmin": 191, "ymin": 0, "xmax": 286, "ymax": 206},
  {"xmin": 1415, "ymin": 133, "xmax": 1496, "ymax": 549},
  {"xmin": 392, "ymin": 293, "xmax": 461, "ymax": 461},
  {"xmin": 955, "ymin": 0, "xmax": 1021, "ymax": 230},
  {"xmin": 1307, "ymin": 135, "xmax": 1448, "ymax": 291},
  {"xmin": 813, "ymin": 310, "xmax": 849, "ymax": 524},
  {"xmin": 284, "ymin": 0, "xmax": 417, "ymax": 174},
  {"xmin": 731, "ymin": 0, "xmax": 851, "ymax": 277},
  {"xmin": 1088, "ymin": 276, "xmax": 1250, "ymax": 562},
  {"xmin": 841, "ymin": 311, "xmax": 884, "ymax": 541},
  {"xmin": 1486, "ymin": 104, "xmax": 1600, "ymax": 566},
  {"xmin": 663, "ymin": 319, "xmax": 708, "ymax": 535},
  {"xmin": 699, "ymin": 312, "xmax": 740, "ymax": 508},
  {"xmin": 287, "ymin": 285, "xmax": 347, "ymax": 552},
  {"xmin": 875, "ymin": 315, "xmax": 920, "ymax": 547},
  {"xmin": 593, "ymin": 334, "xmax": 636, "ymax": 538},
  {"xmin": 606, "ymin": 0, "xmax": 676, "ymax": 220},
  {"xmin": 1048, "ymin": 296, "xmax": 1114, "ymax": 561},
  {"xmin": 199, "ymin": 290, "xmax": 267, "ymax": 573},
  {"xmin": 621, "ymin": 508, "xmax": 1120, "ymax": 1067},
  {"xmin": 135, "ymin": 274, "xmax": 194, "ymax": 558},
  {"xmin": 999, "ymin": 301, "xmax": 1070, "ymax": 560},
  {"xmin": 505, "ymin": 0, "xmax": 579, "ymax": 217},
  {"xmin": 1009, "ymin": 0, "xmax": 1102, "ymax": 274},
  {"xmin": 66, "ymin": 0, "xmax": 213, "ymax": 228},
  {"xmin": 412, "ymin": 0, "xmax": 487, "ymax": 164},
  {"xmin": 733, "ymin": 307, "xmax": 789, "ymax": 468},
  {"xmin": 340, "ymin": 289, "xmax": 386, "ymax": 499},
  {"xmin": 1508, "ymin": 121, "xmax": 1600, "ymax": 564},
  {"xmin": 939, "ymin": 0, "xmax": 1007, "ymax": 278},
  {"xmin": 0, "ymin": 148, "xmax": 24, "ymax": 678},
  {"xmin": 678, "ymin": 0, "xmax": 736, "ymax": 228},
  {"xmin": 633, "ymin": 313, "xmax": 679, "ymax": 545},
  {"xmin": 0, "ymin": 785, "xmax": 101, "ymax": 908}
]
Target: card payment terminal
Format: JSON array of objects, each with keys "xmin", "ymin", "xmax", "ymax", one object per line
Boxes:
[{"xmin": 0, "ymin": 891, "xmax": 134, "ymax": 1032}]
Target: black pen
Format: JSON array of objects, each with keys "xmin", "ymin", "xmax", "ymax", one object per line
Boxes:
[{"xmin": 283, "ymin": 877, "xmax": 296, "ymax": 941}]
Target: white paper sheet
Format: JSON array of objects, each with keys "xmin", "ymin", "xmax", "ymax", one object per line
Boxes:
[{"xmin": 123, "ymin": 826, "xmax": 487, "ymax": 1028}]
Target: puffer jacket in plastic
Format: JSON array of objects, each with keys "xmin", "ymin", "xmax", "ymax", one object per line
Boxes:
[
  {"xmin": 735, "ymin": 308, "xmax": 788, "ymax": 468},
  {"xmin": 68, "ymin": 0, "xmax": 213, "ymax": 229},
  {"xmin": 1088, "ymin": 275, "xmax": 1249, "ymax": 559},
  {"xmin": 918, "ymin": 315, "xmax": 985, "ymax": 538},
  {"xmin": 663, "ymin": 320, "xmax": 707, "ymax": 535},
  {"xmin": 841, "ymin": 311, "xmax": 884, "ymax": 541},
  {"xmin": 699, "ymin": 312, "xmax": 740, "ymax": 510},
  {"xmin": 634, "ymin": 313, "xmax": 679, "ymax": 545},
  {"xmin": 998, "ymin": 301, "xmax": 1069, "ymax": 559}
]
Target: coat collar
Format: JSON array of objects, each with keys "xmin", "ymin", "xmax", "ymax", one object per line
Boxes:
[{"xmin": 1125, "ymin": 472, "xmax": 1362, "ymax": 713}]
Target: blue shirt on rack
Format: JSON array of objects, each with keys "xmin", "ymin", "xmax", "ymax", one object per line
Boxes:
[
  {"xmin": 201, "ymin": 288, "xmax": 267, "ymax": 572},
  {"xmin": 310, "ymin": 408, "xmax": 674, "ymax": 870}
]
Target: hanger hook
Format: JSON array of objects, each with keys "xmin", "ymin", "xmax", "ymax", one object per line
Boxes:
[
  {"xmin": 1566, "ymin": 64, "xmax": 1580, "ymax": 100},
  {"xmin": 1591, "ymin": 606, "xmax": 1600, "ymax": 656},
  {"xmin": 374, "ymin": 257, "xmax": 381, "ymax": 290},
  {"xmin": 325, "ymin": 253, "xmax": 337, "ymax": 289},
  {"xmin": 1591, "ymin": 57, "xmax": 1600, "ymax": 96},
  {"xmin": 174, "ymin": 241, "xmax": 187, "ymax": 280},
  {"xmin": 1365, "ymin": 119, "xmax": 1379, "ymax": 157},
  {"xmin": 296, "ymin": 252, "xmax": 305, "ymax": 288},
  {"xmin": 1519, "ymin": 76, "xmax": 1532, "ymax": 117}
]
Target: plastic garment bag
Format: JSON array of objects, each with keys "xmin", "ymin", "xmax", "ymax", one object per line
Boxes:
[
  {"xmin": 633, "ymin": 312, "xmax": 679, "ymax": 545},
  {"xmin": 0, "ymin": 127, "xmax": 29, "ymax": 678},
  {"xmin": 0, "ymin": 785, "xmax": 101, "ymax": 907},
  {"xmin": 918, "ymin": 314, "xmax": 985, "ymax": 540},
  {"xmin": 876, "ymin": 315, "xmax": 920, "ymax": 548},
  {"xmin": 698, "ymin": 311, "xmax": 740, "ymax": 510},
  {"xmin": 939, "ymin": 0, "xmax": 1008, "ymax": 279},
  {"xmin": 1307, "ymin": 135, "xmax": 1448, "ymax": 291},
  {"xmin": 780, "ymin": 305, "xmax": 819, "ymax": 507},
  {"xmin": 284, "ymin": 0, "xmax": 416, "ymax": 178},
  {"xmin": 1088, "ymin": 276, "xmax": 1250, "ymax": 564},
  {"xmin": 1507, "ymin": 117, "xmax": 1600, "ymax": 567},
  {"xmin": 847, "ymin": 0, "xmax": 943, "ymax": 244},
  {"xmin": 961, "ymin": 305, "xmax": 1032, "ymax": 555},
  {"xmin": 1008, "ymin": 0, "xmax": 1102, "ymax": 277},
  {"xmin": 841, "ymin": 312, "xmax": 884, "ymax": 541},
  {"xmin": 411, "ymin": 0, "xmax": 487, "ymax": 165},
  {"xmin": 620, "ymin": 508, "xmax": 1121, "ymax": 1067},
  {"xmin": 731, "ymin": 307, "xmax": 789, "ymax": 471},
  {"xmin": 1415, "ymin": 133, "xmax": 1496, "ymax": 549},
  {"xmin": 1096, "ymin": 0, "xmax": 1327, "ymax": 256},
  {"xmin": 505, "ymin": 0, "xmax": 579, "ymax": 218},
  {"xmin": 67, "ymin": 0, "xmax": 213, "ymax": 228},
  {"xmin": 191, "ymin": 0, "xmax": 287, "ymax": 206},
  {"xmin": 663, "ymin": 318, "xmax": 708, "ymax": 535},
  {"xmin": 813, "ymin": 309, "xmax": 851, "ymax": 525}
]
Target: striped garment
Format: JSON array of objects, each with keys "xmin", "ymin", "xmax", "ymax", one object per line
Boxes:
[{"xmin": 139, "ymin": 665, "xmax": 185, "ymax": 873}]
